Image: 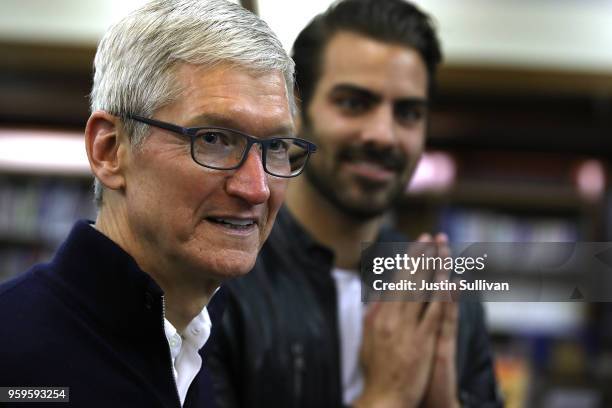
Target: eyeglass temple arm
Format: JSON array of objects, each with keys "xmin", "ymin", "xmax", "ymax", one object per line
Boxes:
[
  {"xmin": 293, "ymin": 139, "xmax": 317, "ymax": 153},
  {"xmin": 126, "ymin": 114, "xmax": 192, "ymax": 136}
]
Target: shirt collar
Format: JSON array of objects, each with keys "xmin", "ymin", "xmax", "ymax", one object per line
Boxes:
[
  {"xmin": 268, "ymin": 206, "xmax": 335, "ymax": 267},
  {"xmin": 164, "ymin": 306, "xmax": 213, "ymax": 355},
  {"xmin": 164, "ymin": 287, "xmax": 220, "ymax": 354}
]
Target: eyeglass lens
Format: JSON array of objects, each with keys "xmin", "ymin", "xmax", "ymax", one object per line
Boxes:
[{"xmin": 193, "ymin": 129, "xmax": 309, "ymax": 176}]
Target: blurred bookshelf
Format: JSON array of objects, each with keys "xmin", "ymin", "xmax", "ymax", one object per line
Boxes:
[
  {"xmin": 0, "ymin": 41, "xmax": 96, "ymax": 281},
  {"xmin": 0, "ymin": 172, "xmax": 95, "ymax": 283}
]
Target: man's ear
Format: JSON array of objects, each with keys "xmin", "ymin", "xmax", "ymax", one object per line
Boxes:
[{"xmin": 85, "ymin": 111, "xmax": 127, "ymax": 192}]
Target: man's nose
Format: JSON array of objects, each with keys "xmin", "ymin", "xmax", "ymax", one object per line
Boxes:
[
  {"xmin": 360, "ymin": 104, "xmax": 396, "ymax": 147},
  {"xmin": 225, "ymin": 147, "xmax": 270, "ymax": 205}
]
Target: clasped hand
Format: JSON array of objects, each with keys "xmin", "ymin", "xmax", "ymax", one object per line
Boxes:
[{"xmin": 354, "ymin": 233, "xmax": 460, "ymax": 408}]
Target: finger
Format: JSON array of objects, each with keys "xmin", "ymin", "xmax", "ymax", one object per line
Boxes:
[
  {"xmin": 364, "ymin": 301, "xmax": 382, "ymax": 329},
  {"xmin": 402, "ymin": 300, "xmax": 426, "ymax": 327},
  {"xmin": 432, "ymin": 235, "xmax": 452, "ymax": 301},
  {"xmin": 395, "ymin": 234, "xmax": 432, "ymax": 321},
  {"xmin": 366, "ymin": 300, "xmax": 400, "ymax": 334},
  {"xmin": 409, "ymin": 233, "xmax": 432, "ymax": 257},
  {"xmin": 419, "ymin": 238, "xmax": 437, "ymax": 302},
  {"xmin": 371, "ymin": 299, "xmax": 423, "ymax": 335},
  {"xmin": 436, "ymin": 233, "xmax": 464, "ymax": 302},
  {"xmin": 369, "ymin": 300, "xmax": 404, "ymax": 339},
  {"xmin": 361, "ymin": 302, "xmax": 382, "ymax": 364},
  {"xmin": 434, "ymin": 232, "xmax": 448, "ymax": 245},
  {"xmin": 439, "ymin": 302, "xmax": 459, "ymax": 342},
  {"xmin": 435, "ymin": 233, "xmax": 450, "ymax": 256},
  {"xmin": 417, "ymin": 232, "xmax": 432, "ymax": 242},
  {"xmin": 418, "ymin": 300, "xmax": 443, "ymax": 337}
]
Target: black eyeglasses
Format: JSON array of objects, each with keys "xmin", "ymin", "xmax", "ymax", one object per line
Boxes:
[{"xmin": 124, "ymin": 114, "xmax": 317, "ymax": 178}]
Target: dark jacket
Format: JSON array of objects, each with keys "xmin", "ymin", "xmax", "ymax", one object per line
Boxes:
[
  {"xmin": 0, "ymin": 221, "xmax": 222, "ymax": 408},
  {"xmin": 208, "ymin": 207, "xmax": 503, "ymax": 407}
]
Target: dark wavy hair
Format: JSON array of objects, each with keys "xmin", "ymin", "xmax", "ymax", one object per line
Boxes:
[{"xmin": 292, "ymin": 0, "xmax": 442, "ymax": 117}]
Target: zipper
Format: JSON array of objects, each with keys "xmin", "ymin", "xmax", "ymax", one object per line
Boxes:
[
  {"xmin": 162, "ymin": 295, "xmax": 183, "ymax": 408},
  {"xmin": 291, "ymin": 342, "xmax": 305, "ymax": 406}
]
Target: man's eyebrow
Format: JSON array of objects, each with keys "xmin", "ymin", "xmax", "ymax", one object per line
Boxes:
[
  {"xmin": 187, "ymin": 113, "xmax": 295, "ymax": 137},
  {"xmin": 330, "ymin": 84, "xmax": 382, "ymax": 103},
  {"xmin": 331, "ymin": 84, "xmax": 429, "ymax": 105},
  {"xmin": 396, "ymin": 98, "xmax": 429, "ymax": 106}
]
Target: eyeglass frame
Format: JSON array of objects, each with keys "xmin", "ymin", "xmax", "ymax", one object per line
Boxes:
[{"xmin": 123, "ymin": 113, "xmax": 317, "ymax": 178}]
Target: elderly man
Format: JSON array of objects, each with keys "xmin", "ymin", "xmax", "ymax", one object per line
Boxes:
[
  {"xmin": 209, "ymin": 0, "xmax": 502, "ymax": 407},
  {"xmin": 0, "ymin": 1, "xmax": 314, "ymax": 407}
]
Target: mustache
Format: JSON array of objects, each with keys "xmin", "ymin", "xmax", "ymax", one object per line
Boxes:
[{"xmin": 337, "ymin": 144, "xmax": 407, "ymax": 172}]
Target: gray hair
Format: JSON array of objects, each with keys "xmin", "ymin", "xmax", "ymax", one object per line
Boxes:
[{"xmin": 90, "ymin": 0, "xmax": 295, "ymax": 206}]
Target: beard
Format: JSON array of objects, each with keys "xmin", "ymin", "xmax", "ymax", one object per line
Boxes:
[{"xmin": 302, "ymin": 124, "xmax": 414, "ymax": 221}]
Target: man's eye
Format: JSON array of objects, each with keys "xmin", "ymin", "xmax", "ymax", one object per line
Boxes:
[
  {"xmin": 202, "ymin": 133, "xmax": 218, "ymax": 144},
  {"xmin": 335, "ymin": 96, "xmax": 371, "ymax": 114},
  {"xmin": 395, "ymin": 105, "xmax": 426, "ymax": 124},
  {"xmin": 201, "ymin": 131, "xmax": 230, "ymax": 146},
  {"xmin": 268, "ymin": 139, "xmax": 289, "ymax": 152}
]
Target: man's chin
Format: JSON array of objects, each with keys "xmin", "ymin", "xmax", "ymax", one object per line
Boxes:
[
  {"xmin": 217, "ymin": 266, "xmax": 253, "ymax": 281},
  {"xmin": 337, "ymin": 200, "xmax": 388, "ymax": 220},
  {"xmin": 306, "ymin": 164, "xmax": 403, "ymax": 220},
  {"xmin": 336, "ymin": 185, "xmax": 401, "ymax": 219},
  {"xmin": 205, "ymin": 256, "xmax": 257, "ymax": 281}
]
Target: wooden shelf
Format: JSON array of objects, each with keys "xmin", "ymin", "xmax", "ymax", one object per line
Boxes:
[{"xmin": 0, "ymin": 232, "xmax": 50, "ymax": 248}]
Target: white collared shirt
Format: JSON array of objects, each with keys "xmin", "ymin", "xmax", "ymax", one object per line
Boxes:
[
  {"xmin": 164, "ymin": 308, "xmax": 213, "ymax": 406},
  {"xmin": 332, "ymin": 267, "xmax": 365, "ymax": 405}
]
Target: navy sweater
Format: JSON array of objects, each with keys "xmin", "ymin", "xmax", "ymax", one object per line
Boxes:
[{"xmin": 0, "ymin": 221, "xmax": 223, "ymax": 408}]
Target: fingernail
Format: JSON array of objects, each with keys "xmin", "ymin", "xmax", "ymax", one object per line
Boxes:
[{"xmin": 418, "ymin": 233, "xmax": 432, "ymax": 241}]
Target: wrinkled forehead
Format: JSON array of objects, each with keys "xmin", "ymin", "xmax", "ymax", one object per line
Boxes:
[
  {"xmin": 165, "ymin": 63, "xmax": 295, "ymax": 135},
  {"xmin": 171, "ymin": 63, "xmax": 289, "ymax": 99}
]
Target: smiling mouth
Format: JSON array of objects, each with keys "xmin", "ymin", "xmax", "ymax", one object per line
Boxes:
[
  {"xmin": 343, "ymin": 160, "xmax": 397, "ymax": 182},
  {"xmin": 206, "ymin": 217, "xmax": 257, "ymax": 231}
]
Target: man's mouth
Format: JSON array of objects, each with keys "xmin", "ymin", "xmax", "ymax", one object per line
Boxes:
[
  {"xmin": 343, "ymin": 160, "xmax": 397, "ymax": 183},
  {"xmin": 206, "ymin": 217, "xmax": 258, "ymax": 231},
  {"xmin": 337, "ymin": 146, "xmax": 406, "ymax": 181}
]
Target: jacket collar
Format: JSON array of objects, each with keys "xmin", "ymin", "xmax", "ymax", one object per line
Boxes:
[
  {"xmin": 46, "ymin": 220, "xmax": 166, "ymax": 336},
  {"xmin": 269, "ymin": 206, "xmax": 407, "ymax": 269},
  {"xmin": 269, "ymin": 206, "xmax": 335, "ymax": 269}
]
